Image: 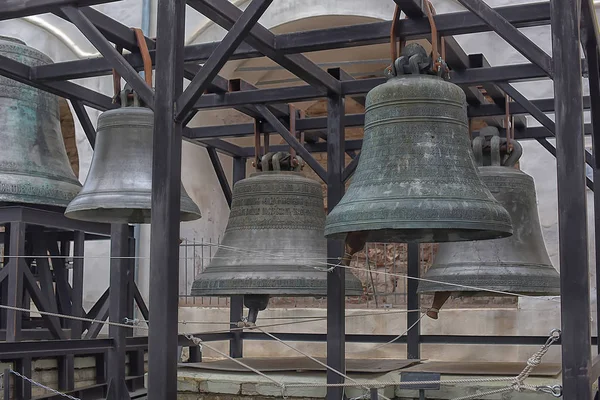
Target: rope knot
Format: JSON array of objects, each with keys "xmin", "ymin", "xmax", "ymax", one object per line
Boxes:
[
  {"xmin": 526, "ymin": 356, "xmax": 541, "ymax": 368},
  {"xmin": 237, "ymin": 320, "xmax": 256, "ymax": 328}
]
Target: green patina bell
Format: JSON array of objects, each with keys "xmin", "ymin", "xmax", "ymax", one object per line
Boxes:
[
  {"xmin": 324, "ymin": 43, "xmax": 512, "ymax": 243},
  {"xmin": 0, "ymin": 36, "xmax": 82, "ymax": 207},
  {"xmin": 191, "ymin": 152, "xmax": 363, "ymax": 322}
]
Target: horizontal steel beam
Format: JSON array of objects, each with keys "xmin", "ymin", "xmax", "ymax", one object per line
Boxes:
[
  {"xmin": 241, "ymin": 332, "xmax": 579, "ymax": 346},
  {"xmin": 0, "ymin": 0, "xmax": 118, "ymax": 20},
  {"xmin": 456, "ymin": 0, "xmax": 552, "ymax": 77},
  {"xmin": 0, "ymin": 206, "xmax": 111, "ymax": 235},
  {"xmin": 190, "ymin": 62, "xmax": 557, "ymax": 111},
  {"xmin": 33, "ymin": 2, "xmax": 550, "ymax": 82},
  {"xmin": 0, "ymin": 54, "xmax": 115, "ymax": 111},
  {"xmin": 236, "ymin": 124, "xmax": 593, "ymax": 156},
  {"xmin": 0, "ymin": 339, "xmax": 113, "ymax": 360}
]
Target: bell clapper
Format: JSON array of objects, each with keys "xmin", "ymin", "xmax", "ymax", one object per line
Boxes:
[
  {"xmin": 244, "ymin": 294, "xmax": 270, "ymax": 324},
  {"xmin": 342, "ymin": 231, "xmax": 368, "ymax": 267},
  {"xmin": 427, "ymin": 292, "xmax": 452, "ymax": 320}
]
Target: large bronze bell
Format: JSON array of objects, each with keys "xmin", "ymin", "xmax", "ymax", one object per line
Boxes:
[
  {"xmin": 0, "ymin": 36, "xmax": 82, "ymax": 207},
  {"xmin": 191, "ymin": 152, "xmax": 363, "ymax": 321},
  {"xmin": 64, "ymin": 89, "xmax": 201, "ymax": 224},
  {"xmin": 324, "ymin": 43, "xmax": 512, "ymax": 243},
  {"xmin": 417, "ymin": 129, "xmax": 561, "ymax": 319}
]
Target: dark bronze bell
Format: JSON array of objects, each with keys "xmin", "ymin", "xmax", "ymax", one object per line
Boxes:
[
  {"xmin": 324, "ymin": 43, "xmax": 512, "ymax": 243},
  {"xmin": 0, "ymin": 36, "xmax": 82, "ymax": 207},
  {"xmin": 418, "ymin": 130, "xmax": 561, "ymax": 319},
  {"xmin": 191, "ymin": 152, "xmax": 363, "ymax": 321},
  {"xmin": 64, "ymin": 89, "xmax": 201, "ymax": 224}
]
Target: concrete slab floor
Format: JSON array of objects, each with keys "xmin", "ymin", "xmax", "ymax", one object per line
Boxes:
[{"xmin": 174, "ymin": 364, "xmax": 566, "ymax": 400}]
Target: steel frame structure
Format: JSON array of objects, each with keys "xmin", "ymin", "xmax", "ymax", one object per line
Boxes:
[{"xmin": 0, "ymin": 0, "xmax": 598, "ymax": 399}]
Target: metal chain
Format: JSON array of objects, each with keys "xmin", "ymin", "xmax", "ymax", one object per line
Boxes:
[{"xmin": 9, "ymin": 369, "xmax": 81, "ymax": 400}]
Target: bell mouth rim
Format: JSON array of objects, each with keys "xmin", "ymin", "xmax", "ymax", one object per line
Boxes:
[
  {"xmin": 324, "ymin": 224, "xmax": 513, "ymax": 244},
  {"xmin": 0, "ymin": 36, "xmax": 26, "ymax": 46}
]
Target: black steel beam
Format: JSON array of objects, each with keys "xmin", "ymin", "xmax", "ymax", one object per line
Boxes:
[
  {"xmin": 5, "ymin": 223, "xmax": 24, "ymax": 342},
  {"xmin": 241, "ymin": 332, "xmax": 574, "ymax": 346},
  {"xmin": 133, "ymin": 284, "xmax": 149, "ymax": 322},
  {"xmin": 551, "ymin": 0, "xmax": 592, "ymax": 398},
  {"xmin": 84, "ymin": 300, "xmax": 109, "ymax": 339},
  {"xmin": 148, "ymin": 0, "xmax": 186, "ymax": 399},
  {"xmin": 108, "ymin": 224, "xmax": 129, "ymax": 400},
  {"xmin": 60, "ymin": 6, "xmax": 155, "ymax": 108},
  {"xmin": 255, "ymin": 104, "xmax": 327, "ymax": 182},
  {"xmin": 189, "ymin": 135, "xmax": 247, "ymax": 157},
  {"xmin": 35, "ymin": 2, "xmax": 550, "ymax": 83},
  {"xmin": 393, "ymin": 0, "xmax": 425, "ymax": 19},
  {"xmin": 70, "ymin": 100, "xmax": 97, "ymax": 149},
  {"xmin": 207, "ymin": 147, "xmax": 232, "ymax": 207},
  {"xmin": 470, "ymin": 95, "xmax": 591, "ymax": 118},
  {"xmin": 326, "ymin": 90, "xmax": 346, "ymax": 400},
  {"xmin": 191, "ymin": 62, "xmax": 555, "ymax": 111},
  {"xmin": 468, "ymin": 54, "xmax": 527, "ymax": 129},
  {"xmin": 187, "ymin": 0, "xmax": 341, "ymax": 94},
  {"xmin": 534, "ymin": 138, "xmax": 593, "ymax": 191},
  {"xmin": 0, "ymin": 54, "xmax": 115, "ymax": 111},
  {"xmin": 0, "ymin": 206, "xmax": 111, "ymax": 235},
  {"xmin": 456, "ymin": 0, "xmax": 552, "ymax": 77},
  {"xmin": 187, "ymin": 112, "xmax": 349, "ymax": 139},
  {"xmin": 0, "ymin": 339, "xmax": 113, "ymax": 360},
  {"xmin": 279, "ymin": 3, "xmax": 550, "ymax": 55},
  {"xmin": 406, "ymin": 243, "xmax": 420, "ymax": 359},
  {"xmin": 581, "ymin": 0, "xmax": 600, "ymax": 62},
  {"xmin": 50, "ymin": 6, "xmax": 245, "ymax": 115},
  {"xmin": 71, "ymin": 231, "xmax": 85, "ymax": 339},
  {"xmin": 585, "ymin": 13, "xmax": 600, "ymax": 391},
  {"xmin": 0, "ymin": 0, "xmax": 118, "ymax": 20},
  {"xmin": 342, "ymin": 153, "xmax": 360, "ymax": 183},
  {"xmin": 187, "ymin": 96, "xmax": 594, "ymax": 140},
  {"xmin": 176, "ymin": 0, "xmax": 273, "ymax": 122},
  {"xmin": 239, "ymin": 122, "xmax": 586, "ymax": 156},
  {"xmin": 498, "ymin": 82, "xmax": 594, "ymax": 167},
  {"xmin": 230, "ymin": 157, "xmax": 246, "ymax": 358}
]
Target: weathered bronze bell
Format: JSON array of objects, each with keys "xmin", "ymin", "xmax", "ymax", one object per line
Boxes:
[
  {"xmin": 0, "ymin": 36, "xmax": 82, "ymax": 207},
  {"xmin": 324, "ymin": 43, "xmax": 512, "ymax": 243},
  {"xmin": 418, "ymin": 131, "xmax": 561, "ymax": 319},
  {"xmin": 64, "ymin": 89, "xmax": 201, "ymax": 224},
  {"xmin": 191, "ymin": 152, "xmax": 363, "ymax": 321}
]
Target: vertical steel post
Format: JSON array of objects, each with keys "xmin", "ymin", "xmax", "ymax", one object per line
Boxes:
[
  {"xmin": 6, "ymin": 222, "xmax": 25, "ymax": 342},
  {"xmin": 107, "ymin": 224, "xmax": 129, "ymax": 400},
  {"xmin": 327, "ymin": 91, "xmax": 346, "ymax": 400},
  {"xmin": 230, "ymin": 156, "xmax": 247, "ymax": 358},
  {"xmin": 551, "ymin": 0, "xmax": 592, "ymax": 398},
  {"xmin": 71, "ymin": 231, "xmax": 85, "ymax": 339},
  {"xmin": 406, "ymin": 243, "xmax": 420, "ymax": 359},
  {"xmin": 3, "ymin": 368, "xmax": 10, "ymax": 400},
  {"xmin": 586, "ymin": 27, "xmax": 600, "ymax": 392},
  {"xmin": 148, "ymin": 0, "xmax": 186, "ymax": 398}
]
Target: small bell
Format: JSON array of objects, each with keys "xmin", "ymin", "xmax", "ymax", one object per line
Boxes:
[
  {"xmin": 191, "ymin": 152, "xmax": 363, "ymax": 321},
  {"xmin": 64, "ymin": 87, "xmax": 201, "ymax": 224}
]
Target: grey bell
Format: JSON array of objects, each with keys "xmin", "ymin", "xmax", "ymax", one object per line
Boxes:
[
  {"xmin": 418, "ymin": 132, "xmax": 560, "ymax": 318},
  {"xmin": 191, "ymin": 153, "xmax": 363, "ymax": 320},
  {"xmin": 64, "ymin": 105, "xmax": 201, "ymax": 224}
]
